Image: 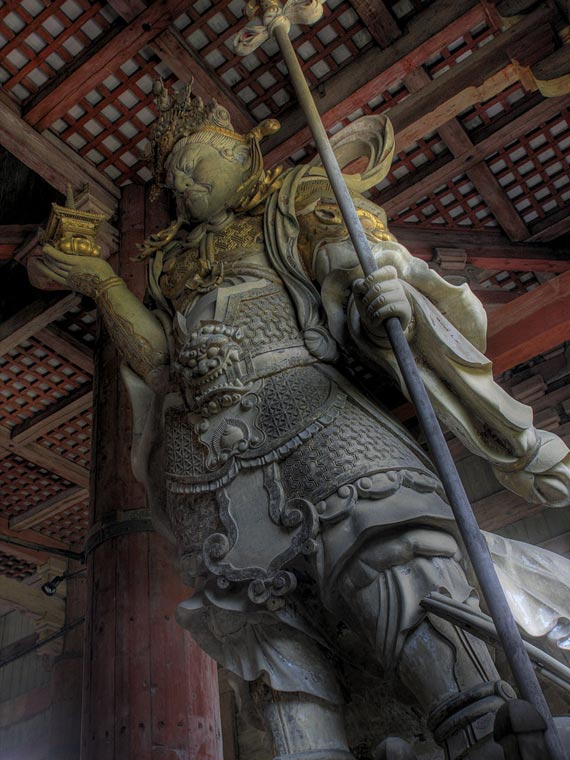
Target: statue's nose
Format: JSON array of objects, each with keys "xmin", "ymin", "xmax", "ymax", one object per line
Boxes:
[{"xmin": 174, "ymin": 174, "xmax": 193, "ymax": 192}]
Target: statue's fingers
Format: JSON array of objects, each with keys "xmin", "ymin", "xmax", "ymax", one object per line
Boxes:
[
  {"xmin": 374, "ymin": 301, "xmax": 411, "ymax": 327},
  {"xmin": 368, "ymin": 265, "xmax": 398, "ymax": 283},
  {"xmin": 30, "ymin": 259, "xmax": 67, "ymax": 286},
  {"xmin": 43, "ymin": 244, "xmax": 76, "ymax": 263}
]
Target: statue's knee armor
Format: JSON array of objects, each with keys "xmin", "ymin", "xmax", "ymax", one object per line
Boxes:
[
  {"xmin": 428, "ymin": 680, "xmax": 516, "ymax": 759},
  {"xmin": 250, "ymin": 681, "xmax": 356, "ymax": 760}
]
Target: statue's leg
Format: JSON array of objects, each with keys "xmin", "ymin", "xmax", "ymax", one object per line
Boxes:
[
  {"xmin": 250, "ymin": 680, "xmax": 357, "ymax": 760},
  {"xmin": 333, "ymin": 528, "xmax": 514, "ymax": 759}
]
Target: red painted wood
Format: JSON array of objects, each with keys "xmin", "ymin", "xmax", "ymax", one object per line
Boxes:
[
  {"xmin": 81, "ymin": 184, "xmax": 222, "ymax": 760},
  {"xmin": 487, "ymin": 270, "xmax": 570, "ymax": 375}
]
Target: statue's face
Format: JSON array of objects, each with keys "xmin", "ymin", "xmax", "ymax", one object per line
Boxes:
[{"xmin": 165, "ymin": 142, "xmax": 247, "ymax": 222}]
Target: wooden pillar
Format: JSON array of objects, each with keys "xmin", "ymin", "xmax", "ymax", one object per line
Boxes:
[{"xmin": 80, "ymin": 185, "xmax": 222, "ymax": 760}]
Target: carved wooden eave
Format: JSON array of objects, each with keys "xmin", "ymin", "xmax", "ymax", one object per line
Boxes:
[{"xmin": 0, "ymin": 0, "xmax": 569, "ymax": 613}]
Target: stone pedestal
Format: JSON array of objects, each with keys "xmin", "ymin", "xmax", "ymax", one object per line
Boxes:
[{"xmin": 80, "ymin": 185, "xmax": 222, "ymax": 760}]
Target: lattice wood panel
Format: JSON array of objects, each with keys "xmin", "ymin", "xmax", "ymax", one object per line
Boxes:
[
  {"xmin": 459, "ymin": 81, "xmax": 531, "ymax": 133},
  {"xmin": 175, "ymin": 0, "xmax": 372, "ymax": 121},
  {"xmin": 0, "ymin": 0, "xmax": 117, "ymax": 102},
  {"xmin": 33, "ymin": 495, "xmax": 88, "ymax": 544},
  {"xmin": 0, "ymin": 550, "xmax": 37, "ymax": 580},
  {"xmin": 0, "ymin": 453, "xmax": 73, "ymax": 519},
  {"xmin": 0, "ymin": 336, "xmax": 92, "ymax": 428},
  {"xmin": 386, "ymin": 0, "xmax": 434, "ymax": 24},
  {"xmin": 52, "ymin": 302, "xmax": 97, "ymax": 347},
  {"xmin": 387, "ymin": 173, "xmax": 498, "ymax": 229},
  {"xmin": 486, "ymin": 107, "xmax": 570, "ymax": 226},
  {"xmin": 49, "ymin": 47, "xmax": 177, "ymax": 186},
  {"xmin": 475, "ymin": 269, "xmax": 551, "ymax": 294},
  {"xmin": 423, "ymin": 16, "xmax": 499, "ymax": 79},
  {"xmin": 36, "ymin": 408, "xmax": 92, "ymax": 470}
]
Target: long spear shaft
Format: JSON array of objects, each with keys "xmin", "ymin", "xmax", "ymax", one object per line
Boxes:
[{"xmin": 237, "ymin": 4, "xmax": 568, "ymax": 757}]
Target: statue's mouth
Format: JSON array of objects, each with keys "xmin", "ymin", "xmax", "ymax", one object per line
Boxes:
[{"xmin": 184, "ymin": 184, "xmax": 211, "ymax": 199}]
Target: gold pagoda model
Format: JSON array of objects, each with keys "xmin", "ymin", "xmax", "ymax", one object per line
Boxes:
[{"xmin": 43, "ymin": 184, "xmax": 107, "ymax": 257}]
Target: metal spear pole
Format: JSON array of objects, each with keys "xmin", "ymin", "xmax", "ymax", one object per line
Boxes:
[{"xmin": 236, "ymin": 2, "xmax": 568, "ymax": 757}]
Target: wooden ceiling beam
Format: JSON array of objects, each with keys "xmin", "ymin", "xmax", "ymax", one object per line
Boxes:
[
  {"xmin": 10, "ymin": 388, "xmax": 93, "ymax": 448},
  {"xmin": 0, "ymin": 94, "xmax": 119, "ymax": 213},
  {"xmin": 403, "ymin": 68, "xmax": 530, "ymax": 241},
  {"xmin": 263, "ymin": 0, "xmax": 487, "ymax": 163},
  {"xmin": 0, "ymin": 225, "xmax": 38, "ymax": 261},
  {"xmin": 0, "ymin": 517, "xmax": 69, "ymax": 565},
  {"xmin": 10, "ymin": 486, "xmax": 88, "ymax": 532},
  {"xmin": 487, "ymin": 269, "xmax": 570, "ymax": 374},
  {"xmin": 379, "ymin": 93, "xmax": 569, "ymax": 218},
  {"xmin": 0, "ymin": 294, "xmax": 80, "ymax": 357},
  {"xmin": 391, "ymin": 225, "xmax": 570, "ymax": 272},
  {"xmin": 388, "ymin": 6, "xmax": 557, "ymax": 149},
  {"xmin": 24, "ymin": 0, "xmax": 190, "ymax": 130},
  {"xmin": 0, "ymin": 437, "xmax": 89, "ymax": 489},
  {"xmin": 263, "ymin": 2, "xmax": 558, "ymax": 166},
  {"xmin": 349, "ymin": 0, "xmax": 401, "ymax": 48},
  {"xmin": 36, "ymin": 326, "xmax": 94, "ymax": 375}
]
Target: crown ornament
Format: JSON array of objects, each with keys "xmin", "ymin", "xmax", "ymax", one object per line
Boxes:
[{"xmin": 148, "ymin": 79, "xmax": 282, "ymax": 207}]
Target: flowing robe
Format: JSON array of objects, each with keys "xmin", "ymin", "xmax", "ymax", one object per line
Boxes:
[{"xmin": 124, "ymin": 164, "xmax": 570, "ymax": 701}]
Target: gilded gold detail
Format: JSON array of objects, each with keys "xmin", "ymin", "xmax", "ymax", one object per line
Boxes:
[{"xmin": 44, "ymin": 184, "xmax": 107, "ymax": 258}]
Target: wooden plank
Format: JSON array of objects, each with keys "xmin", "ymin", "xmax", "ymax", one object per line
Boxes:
[
  {"xmin": 263, "ymin": 0, "xmax": 487, "ymax": 163},
  {"xmin": 473, "ymin": 488, "xmax": 544, "ymax": 531},
  {"xmin": 0, "ymin": 294, "xmax": 80, "ymax": 357},
  {"xmin": 9, "ymin": 487, "xmax": 88, "ymax": 532},
  {"xmin": 36, "ymin": 325, "xmax": 94, "ymax": 374},
  {"xmin": 0, "ymin": 682, "xmax": 50, "ymax": 728},
  {"xmin": 391, "ymin": 226, "xmax": 570, "ymax": 272},
  {"xmin": 0, "ymin": 225, "xmax": 38, "ymax": 260},
  {"xmin": 25, "ymin": 0, "xmax": 190, "ymax": 130},
  {"xmin": 487, "ymin": 270, "xmax": 570, "ymax": 374},
  {"xmin": 528, "ymin": 206, "xmax": 570, "ymax": 242},
  {"xmin": 0, "ymin": 97, "xmax": 119, "ymax": 212},
  {"xmin": 10, "ymin": 388, "xmax": 93, "ymax": 447},
  {"xmin": 0, "ymin": 574, "xmax": 65, "ymax": 624},
  {"xmin": 349, "ymin": 0, "xmax": 401, "ymax": 48}
]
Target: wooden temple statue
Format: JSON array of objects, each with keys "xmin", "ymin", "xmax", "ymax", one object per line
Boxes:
[{"xmin": 29, "ymin": 81, "xmax": 570, "ymax": 759}]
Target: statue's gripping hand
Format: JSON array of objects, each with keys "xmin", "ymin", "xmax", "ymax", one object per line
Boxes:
[
  {"xmin": 352, "ymin": 265, "xmax": 413, "ymax": 341},
  {"xmin": 29, "ymin": 245, "xmax": 119, "ymax": 298}
]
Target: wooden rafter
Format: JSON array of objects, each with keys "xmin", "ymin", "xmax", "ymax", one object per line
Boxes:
[
  {"xmin": 402, "ymin": 68, "xmax": 530, "ymax": 241},
  {"xmin": 0, "ymin": 225, "xmax": 38, "ymax": 261},
  {"xmin": 0, "ymin": 94, "xmax": 119, "ymax": 213},
  {"xmin": 379, "ymin": 93, "xmax": 570, "ymax": 218},
  {"xmin": 10, "ymin": 486, "xmax": 88, "ymax": 532},
  {"xmin": 24, "ymin": 0, "xmax": 190, "ymax": 130},
  {"xmin": 349, "ymin": 0, "xmax": 401, "ymax": 48},
  {"xmin": 487, "ymin": 270, "xmax": 570, "ymax": 375},
  {"xmin": 263, "ymin": 0, "xmax": 488, "ymax": 162},
  {"xmin": 391, "ymin": 226, "xmax": 570, "ymax": 272},
  {"xmin": 9, "ymin": 388, "xmax": 92, "ymax": 448},
  {"xmin": 263, "ymin": 2, "xmax": 559, "ymax": 166},
  {"xmin": 0, "ymin": 294, "xmax": 81, "ymax": 357}
]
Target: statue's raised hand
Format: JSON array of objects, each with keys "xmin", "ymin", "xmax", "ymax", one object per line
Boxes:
[
  {"xmin": 29, "ymin": 245, "xmax": 120, "ymax": 299},
  {"xmin": 352, "ymin": 265, "xmax": 413, "ymax": 339}
]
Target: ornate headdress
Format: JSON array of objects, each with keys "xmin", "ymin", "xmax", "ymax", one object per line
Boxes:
[{"xmin": 148, "ymin": 80, "xmax": 283, "ymax": 210}]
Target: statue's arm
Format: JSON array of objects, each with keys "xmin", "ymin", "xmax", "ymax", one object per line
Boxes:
[
  {"xmin": 311, "ymin": 233, "xmax": 570, "ymax": 508},
  {"xmin": 29, "ymin": 245, "xmax": 169, "ymax": 383}
]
